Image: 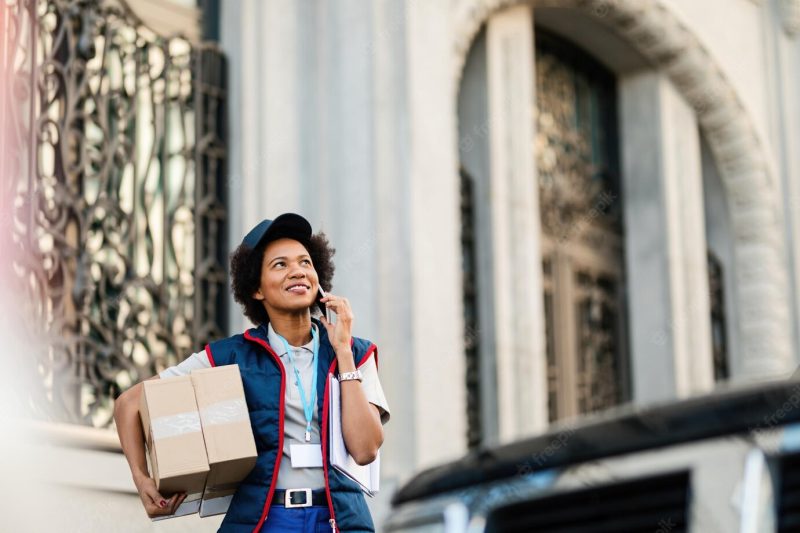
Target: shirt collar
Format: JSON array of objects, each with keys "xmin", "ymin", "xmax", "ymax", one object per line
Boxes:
[{"xmin": 267, "ymin": 322, "xmax": 317, "ymax": 357}]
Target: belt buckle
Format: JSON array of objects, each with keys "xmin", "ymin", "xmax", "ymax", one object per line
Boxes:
[{"xmin": 285, "ymin": 488, "xmax": 313, "ymax": 508}]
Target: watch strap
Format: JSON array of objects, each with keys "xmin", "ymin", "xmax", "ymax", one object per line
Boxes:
[{"xmin": 338, "ymin": 370, "xmax": 363, "ymax": 382}]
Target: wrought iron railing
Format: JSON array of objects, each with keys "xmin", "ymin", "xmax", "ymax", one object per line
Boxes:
[
  {"xmin": 460, "ymin": 168, "xmax": 482, "ymax": 450},
  {"xmin": 0, "ymin": 0, "xmax": 227, "ymax": 428},
  {"xmin": 708, "ymin": 251, "xmax": 729, "ymax": 381}
]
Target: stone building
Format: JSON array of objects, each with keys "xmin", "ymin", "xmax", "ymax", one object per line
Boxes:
[{"xmin": 2, "ymin": 0, "xmax": 799, "ymax": 530}]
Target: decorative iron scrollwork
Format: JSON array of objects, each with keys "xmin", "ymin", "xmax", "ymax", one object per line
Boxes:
[
  {"xmin": 708, "ymin": 252, "xmax": 729, "ymax": 381},
  {"xmin": 1, "ymin": 0, "xmax": 227, "ymax": 428},
  {"xmin": 460, "ymin": 168, "xmax": 482, "ymax": 450},
  {"xmin": 535, "ymin": 30, "xmax": 629, "ymax": 421}
]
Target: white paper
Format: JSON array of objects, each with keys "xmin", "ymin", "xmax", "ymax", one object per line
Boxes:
[
  {"xmin": 290, "ymin": 443, "xmax": 323, "ymax": 468},
  {"xmin": 328, "ymin": 375, "xmax": 380, "ymax": 495},
  {"xmin": 199, "ymin": 495, "xmax": 234, "ymax": 517}
]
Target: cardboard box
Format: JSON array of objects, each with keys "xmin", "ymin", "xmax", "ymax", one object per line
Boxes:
[
  {"xmin": 191, "ymin": 364, "xmax": 258, "ymax": 517},
  {"xmin": 140, "ymin": 376, "xmax": 210, "ymax": 520}
]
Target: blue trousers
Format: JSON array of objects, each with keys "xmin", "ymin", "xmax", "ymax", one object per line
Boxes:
[{"xmin": 259, "ymin": 505, "xmax": 332, "ymax": 533}]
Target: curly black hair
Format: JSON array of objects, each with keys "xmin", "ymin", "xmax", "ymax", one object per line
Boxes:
[{"xmin": 230, "ymin": 232, "xmax": 336, "ymax": 326}]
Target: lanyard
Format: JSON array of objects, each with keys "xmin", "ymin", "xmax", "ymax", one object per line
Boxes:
[{"xmin": 276, "ymin": 326, "xmax": 319, "ymax": 442}]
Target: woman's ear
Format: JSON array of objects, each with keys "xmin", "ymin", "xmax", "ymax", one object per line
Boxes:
[{"xmin": 252, "ymin": 288, "xmax": 264, "ymax": 301}]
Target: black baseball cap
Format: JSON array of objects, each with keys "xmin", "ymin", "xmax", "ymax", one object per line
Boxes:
[{"xmin": 241, "ymin": 213, "xmax": 313, "ymax": 250}]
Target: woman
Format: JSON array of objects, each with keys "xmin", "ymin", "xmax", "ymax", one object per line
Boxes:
[{"xmin": 114, "ymin": 213, "xmax": 390, "ymax": 532}]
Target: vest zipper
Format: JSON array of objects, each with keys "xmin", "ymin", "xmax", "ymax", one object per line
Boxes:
[{"xmin": 329, "ymin": 518, "xmax": 337, "ymax": 532}]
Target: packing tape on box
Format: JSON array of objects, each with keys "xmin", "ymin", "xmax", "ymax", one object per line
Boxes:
[
  {"xmin": 200, "ymin": 398, "xmax": 249, "ymax": 426},
  {"xmin": 151, "ymin": 411, "xmax": 202, "ymax": 440}
]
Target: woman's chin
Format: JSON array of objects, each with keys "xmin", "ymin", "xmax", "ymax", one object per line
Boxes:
[{"xmin": 275, "ymin": 302, "xmax": 314, "ymax": 314}]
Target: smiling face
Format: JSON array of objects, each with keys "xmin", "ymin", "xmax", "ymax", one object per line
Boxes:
[{"xmin": 252, "ymin": 237, "xmax": 319, "ymax": 318}]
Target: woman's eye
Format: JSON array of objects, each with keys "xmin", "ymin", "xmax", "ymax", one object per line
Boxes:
[{"xmin": 302, "ymin": 259, "xmax": 311, "ymax": 265}]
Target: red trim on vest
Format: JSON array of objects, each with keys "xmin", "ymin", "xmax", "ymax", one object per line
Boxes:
[
  {"xmin": 357, "ymin": 344, "xmax": 378, "ymax": 370},
  {"xmin": 321, "ymin": 358, "xmax": 339, "ymax": 530},
  {"xmin": 204, "ymin": 344, "xmax": 216, "ymax": 367},
  {"xmin": 241, "ymin": 329, "xmax": 376, "ymax": 532},
  {"xmin": 243, "ymin": 330, "xmax": 286, "ymax": 533}
]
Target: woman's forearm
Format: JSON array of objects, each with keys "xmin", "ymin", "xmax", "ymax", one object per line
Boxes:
[
  {"xmin": 336, "ymin": 349, "xmax": 383, "ymax": 465},
  {"xmin": 113, "ymin": 381, "xmax": 153, "ymax": 487}
]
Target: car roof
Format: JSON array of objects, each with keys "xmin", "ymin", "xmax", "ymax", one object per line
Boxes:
[{"xmin": 392, "ymin": 377, "xmax": 800, "ymax": 505}]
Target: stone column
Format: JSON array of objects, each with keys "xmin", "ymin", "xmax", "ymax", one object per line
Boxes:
[
  {"xmin": 369, "ymin": 0, "xmax": 414, "ymax": 523},
  {"xmin": 620, "ymin": 72, "xmax": 715, "ymax": 403},
  {"xmin": 311, "ymin": 0, "xmax": 380, "ymax": 342},
  {"xmin": 770, "ymin": 0, "xmax": 800, "ymax": 375},
  {"xmin": 485, "ymin": 5, "xmax": 548, "ymax": 441},
  {"xmin": 221, "ymin": 0, "xmax": 304, "ymax": 333},
  {"xmin": 405, "ymin": 0, "xmax": 468, "ymax": 469}
]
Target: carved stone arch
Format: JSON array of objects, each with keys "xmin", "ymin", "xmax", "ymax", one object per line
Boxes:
[{"xmin": 452, "ymin": 0, "xmax": 794, "ymax": 377}]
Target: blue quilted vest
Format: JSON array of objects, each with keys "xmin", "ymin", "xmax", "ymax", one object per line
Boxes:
[{"xmin": 206, "ymin": 316, "xmax": 377, "ymax": 533}]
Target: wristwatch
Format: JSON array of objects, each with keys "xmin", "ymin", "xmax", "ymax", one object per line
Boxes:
[{"xmin": 337, "ymin": 370, "xmax": 363, "ymax": 383}]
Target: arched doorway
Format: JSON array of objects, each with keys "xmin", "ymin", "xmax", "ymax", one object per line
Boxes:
[
  {"xmin": 454, "ymin": 0, "xmax": 794, "ymax": 445},
  {"xmin": 453, "ymin": 0, "xmax": 794, "ymax": 384}
]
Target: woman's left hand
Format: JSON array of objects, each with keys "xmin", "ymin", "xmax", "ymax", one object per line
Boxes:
[
  {"xmin": 321, "ymin": 292, "xmax": 383, "ymax": 464},
  {"xmin": 319, "ymin": 293, "xmax": 353, "ymax": 353}
]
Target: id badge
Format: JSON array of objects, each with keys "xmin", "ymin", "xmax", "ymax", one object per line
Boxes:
[{"xmin": 290, "ymin": 443, "xmax": 323, "ymax": 468}]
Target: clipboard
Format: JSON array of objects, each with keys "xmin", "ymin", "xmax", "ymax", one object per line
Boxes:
[{"xmin": 328, "ymin": 374, "xmax": 380, "ymax": 496}]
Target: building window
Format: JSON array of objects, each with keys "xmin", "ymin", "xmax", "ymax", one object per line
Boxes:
[
  {"xmin": 535, "ymin": 30, "xmax": 630, "ymax": 422},
  {"xmin": 461, "ymin": 169, "xmax": 483, "ymax": 449},
  {"xmin": 2, "ymin": 0, "xmax": 227, "ymax": 428},
  {"xmin": 708, "ymin": 252, "xmax": 729, "ymax": 381}
]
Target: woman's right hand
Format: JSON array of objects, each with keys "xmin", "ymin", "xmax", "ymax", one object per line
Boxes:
[{"xmin": 135, "ymin": 475, "xmax": 186, "ymax": 518}]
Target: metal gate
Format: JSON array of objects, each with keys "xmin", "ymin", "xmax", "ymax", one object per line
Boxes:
[{"xmin": 0, "ymin": 0, "xmax": 228, "ymax": 428}]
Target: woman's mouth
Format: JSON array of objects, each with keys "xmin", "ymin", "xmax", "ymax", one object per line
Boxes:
[{"xmin": 286, "ymin": 284, "xmax": 310, "ymax": 295}]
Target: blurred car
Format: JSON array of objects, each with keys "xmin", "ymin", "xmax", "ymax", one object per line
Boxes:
[{"xmin": 385, "ymin": 379, "xmax": 800, "ymax": 533}]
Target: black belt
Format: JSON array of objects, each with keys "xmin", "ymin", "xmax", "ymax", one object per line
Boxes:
[{"xmin": 271, "ymin": 488, "xmax": 328, "ymax": 508}]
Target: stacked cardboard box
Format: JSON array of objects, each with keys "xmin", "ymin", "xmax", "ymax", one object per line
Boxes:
[
  {"xmin": 192, "ymin": 365, "xmax": 258, "ymax": 517},
  {"xmin": 139, "ymin": 364, "xmax": 257, "ymax": 520},
  {"xmin": 140, "ymin": 376, "xmax": 209, "ymax": 520}
]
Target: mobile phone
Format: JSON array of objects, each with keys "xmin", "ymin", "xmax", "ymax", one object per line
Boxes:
[{"xmin": 317, "ymin": 288, "xmax": 334, "ymax": 323}]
